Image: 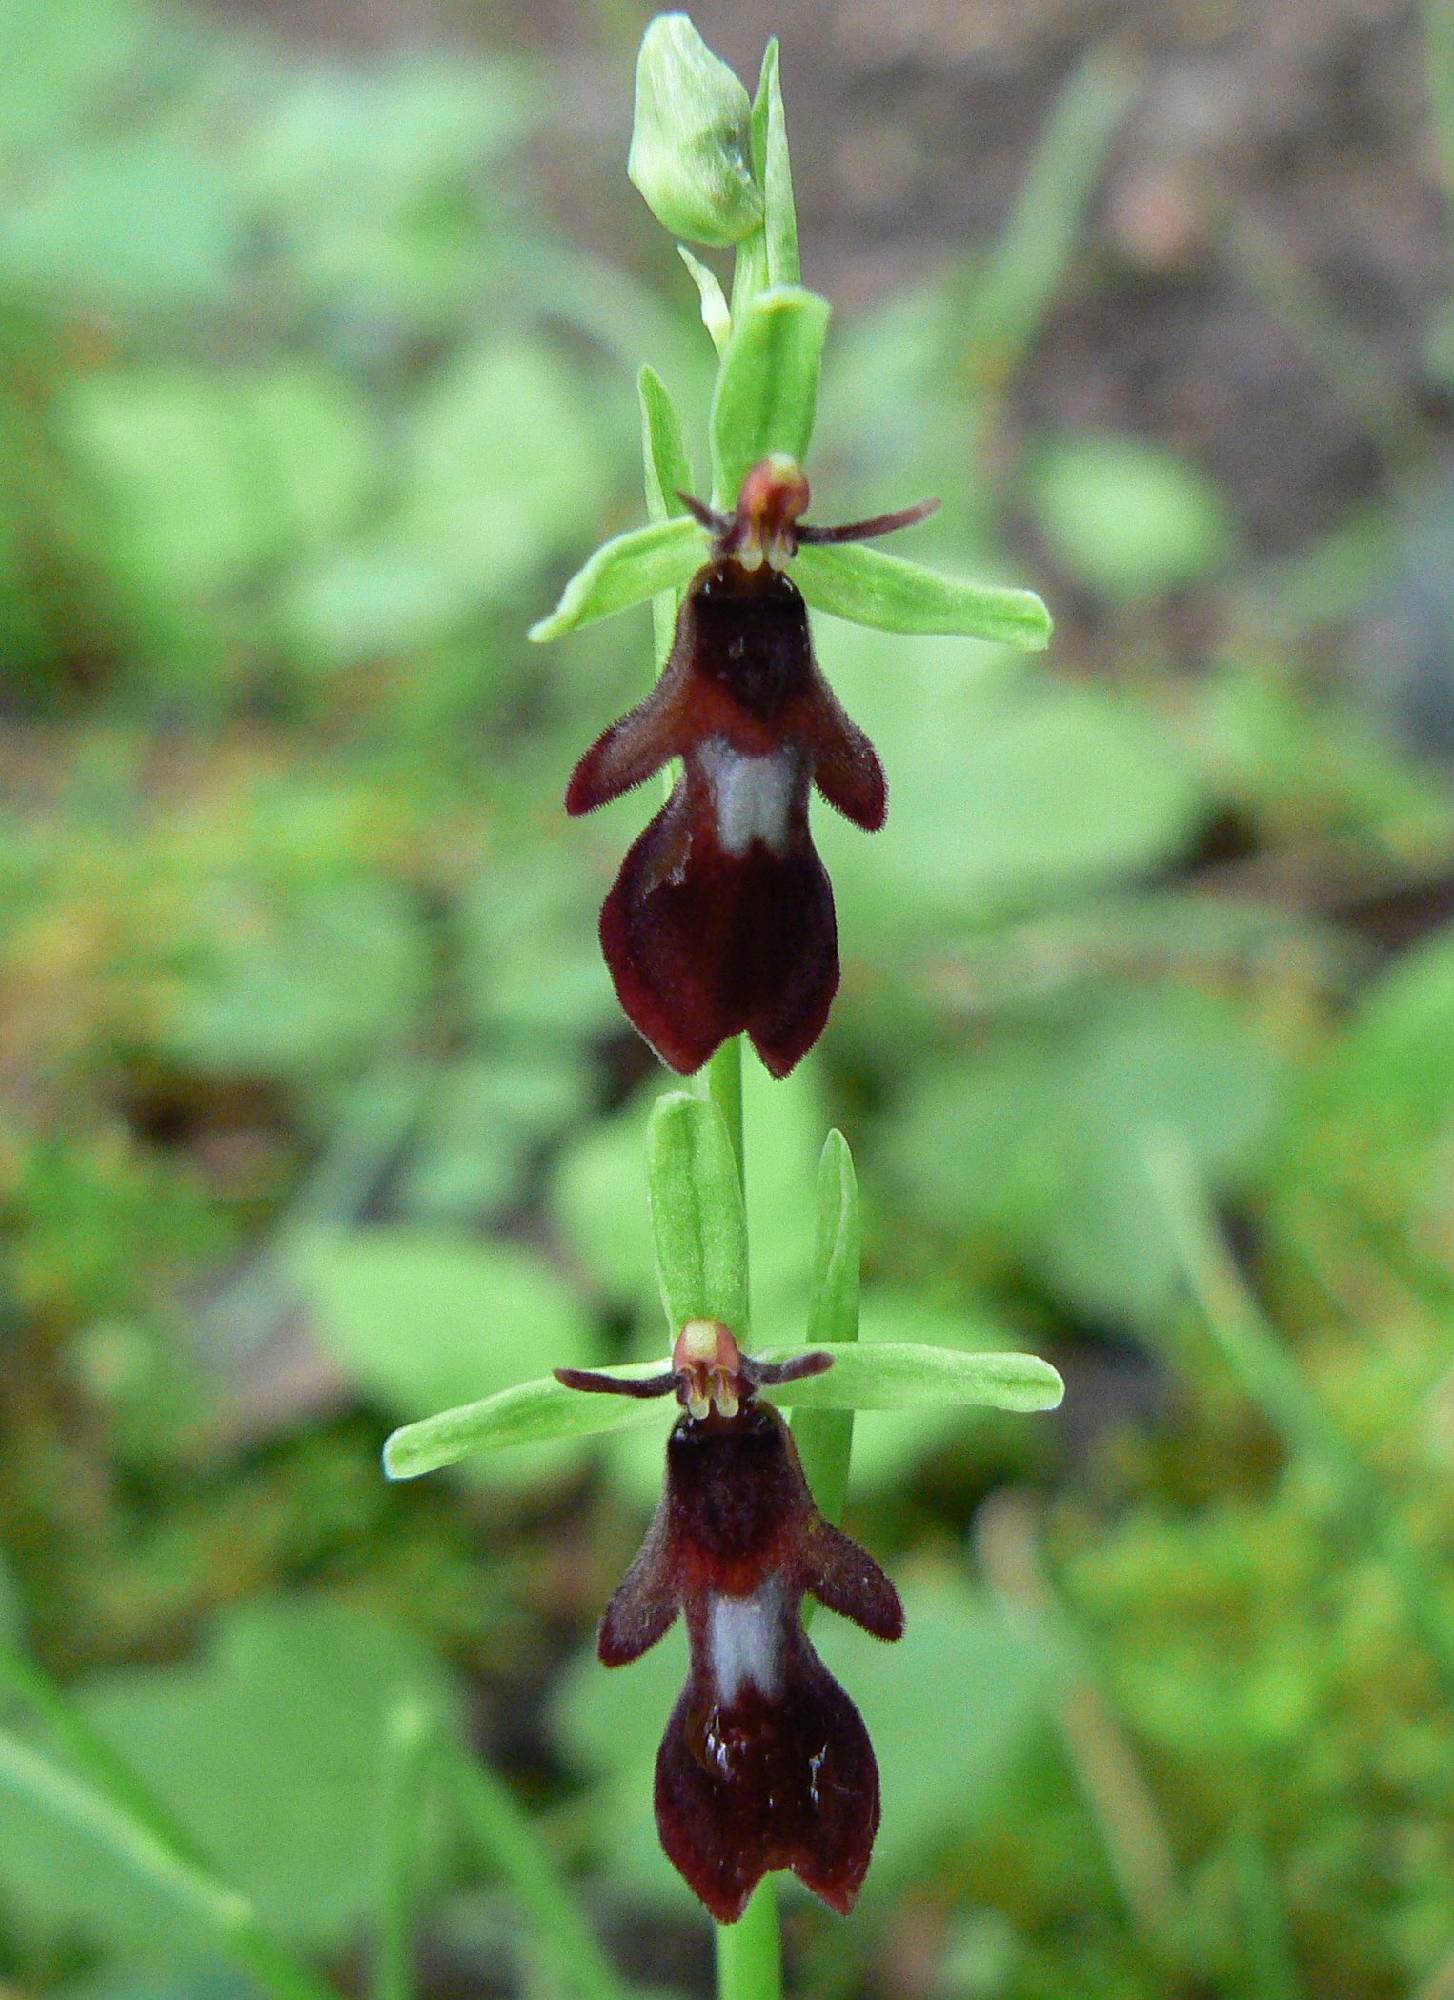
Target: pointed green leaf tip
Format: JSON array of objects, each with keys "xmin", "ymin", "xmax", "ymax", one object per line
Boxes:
[
  {"xmin": 793, "ymin": 541, "xmax": 1053, "ymax": 647},
  {"xmin": 648, "ymin": 1092, "xmax": 749, "ymax": 1334},
  {"xmin": 528, "ymin": 514, "xmax": 705, "ymax": 642},
  {"xmin": 628, "ymin": 14, "xmax": 762, "ymax": 248}
]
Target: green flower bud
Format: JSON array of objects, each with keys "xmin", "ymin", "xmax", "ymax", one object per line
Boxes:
[{"xmin": 628, "ymin": 14, "xmax": 763, "ymax": 247}]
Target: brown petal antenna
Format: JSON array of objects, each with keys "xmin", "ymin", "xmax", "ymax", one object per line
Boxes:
[
  {"xmin": 554, "ymin": 1366, "xmax": 678, "ymax": 1398},
  {"xmin": 748, "ymin": 1351, "xmax": 835, "ymax": 1389},
  {"xmin": 796, "ymin": 496, "xmax": 940, "ymax": 545},
  {"xmin": 676, "ymin": 490, "xmax": 732, "ymax": 537}
]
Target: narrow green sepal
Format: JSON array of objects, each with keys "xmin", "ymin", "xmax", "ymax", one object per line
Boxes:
[
  {"xmin": 762, "ymin": 1342, "xmax": 1064, "ymax": 1413},
  {"xmin": 792, "ymin": 1129, "xmax": 860, "ymax": 1527},
  {"xmin": 793, "ymin": 541, "xmax": 1054, "ymax": 647},
  {"xmin": 710, "ymin": 284, "xmax": 831, "ymax": 507},
  {"xmin": 639, "ymin": 365, "xmax": 695, "ymax": 520},
  {"xmin": 383, "ymin": 1365, "xmax": 673, "ymax": 1479},
  {"xmin": 751, "ymin": 40, "xmax": 800, "ymax": 288},
  {"xmin": 638, "ymin": 364, "xmax": 697, "ymax": 669},
  {"xmin": 648, "ymin": 1091, "xmax": 750, "ymax": 1334},
  {"xmin": 528, "ymin": 514, "xmax": 705, "ymax": 642},
  {"xmin": 677, "ymin": 246, "xmax": 732, "ymax": 353},
  {"xmin": 627, "ymin": 14, "xmax": 762, "ymax": 248}
]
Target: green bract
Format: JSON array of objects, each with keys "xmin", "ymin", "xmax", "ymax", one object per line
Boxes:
[
  {"xmin": 792, "ymin": 1129, "xmax": 861, "ymax": 1528},
  {"xmin": 793, "ymin": 541, "xmax": 1054, "ymax": 647},
  {"xmin": 627, "ymin": 14, "xmax": 762, "ymax": 248},
  {"xmin": 750, "ymin": 42, "xmax": 800, "ymax": 290},
  {"xmin": 637, "ymin": 365, "xmax": 696, "ymax": 667},
  {"xmin": 647, "ymin": 1092, "xmax": 749, "ymax": 1333},
  {"xmin": 709, "ymin": 285, "xmax": 830, "ymax": 506},
  {"xmin": 677, "ymin": 248, "xmax": 732, "ymax": 354}
]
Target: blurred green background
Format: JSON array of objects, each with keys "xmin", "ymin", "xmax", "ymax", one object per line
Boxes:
[{"xmin": 7, "ymin": 1, "xmax": 1454, "ymax": 1996}]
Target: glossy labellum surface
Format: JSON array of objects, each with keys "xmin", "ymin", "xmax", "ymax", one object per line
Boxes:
[
  {"xmin": 557, "ymin": 1323, "xmax": 903, "ymax": 1921},
  {"xmin": 566, "ymin": 459, "xmax": 934, "ymax": 1077}
]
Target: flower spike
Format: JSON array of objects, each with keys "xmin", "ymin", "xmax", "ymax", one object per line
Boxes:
[
  {"xmin": 567, "ymin": 456, "xmax": 936, "ymax": 1076},
  {"xmin": 558, "ymin": 1328, "xmax": 902, "ymax": 1922}
]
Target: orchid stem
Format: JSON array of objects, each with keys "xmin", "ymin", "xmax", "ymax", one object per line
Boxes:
[
  {"xmin": 704, "ymin": 1032, "xmax": 781, "ymax": 1994},
  {"xmin": 716, "ymin": 1875, "xmax": 784, "ymax": 2000}
]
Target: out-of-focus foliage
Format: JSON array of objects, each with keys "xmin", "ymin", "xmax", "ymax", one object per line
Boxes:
[{"xmin": 6, "ymin": 2, "xmax": 1454, "ymax": 1998}]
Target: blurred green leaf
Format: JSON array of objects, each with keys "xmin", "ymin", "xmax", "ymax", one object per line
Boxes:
[
  {"xmin": 401, "ymin": 1054, "xmax": 591, "ymax": 1223},
  {"xmin": 294, "ymin": 1228, "xmax": 604, "ymax": 1489},
  {"xmin": 835, "ymin": 672, "xmax": 1208, "ymax": 920},
  {"xmin": 709, "ymin": 286, "xmax": 830, "ymax": 506},
  {"xmin": 883, "ymin": 984, "xmax": 1285, "ymax": 1323},
  {"xmin": 0, "ymin": 1599, "xmax": 460, "ymax": 1955},
  {"xmin": 174, "ymin": 882, "xmax": 424, "ymax": 1079},
  {"xmin": 1031, "ymin": 434, "xmax": 1236, "ymax": 600}
]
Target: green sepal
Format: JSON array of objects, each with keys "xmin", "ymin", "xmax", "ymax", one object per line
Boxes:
[
  {"xmin": 648, "ymin": 1091, "xmax": 750, "ymax": 1334},
  {"xmin": 676, "ymin": 248, "xmax": 732, "ymax": 354},
  {"xmin": 792, "ymin": 1129, "xmax": 859, "ymax": 1527},
  {"xmin": 639, "ymin": 365, "xmax": 695, "ymax": 520},
  {"xmin": 762, "ymin": 1342, "xmax": 1064, "ymax": 1413},
  {"xmin": 382, "ymin": 1337, "xmax": 1064, "ymax": 1480},
  {"xmin": 638, "ymin": 365, "xmax": 697, "ymax": 669},
  {"xmin": 792, "ymin": 541, "xmax": 1053, "ymax": 648},
  {"xmin": 627, "ymin": 14, "xmax": 762, "ymax": 248},
  {"xmin": 528, "ymin": 514, "xmax": 705, "ymax": 642},
  {"xmin": 751, "ymin": 40, "xmax": 800, "ymax": 288},
  {"xmin": 383, "ymin": 1365, "xmax": 671, "ymax": 1480},
  {"xmin": 709, "ymin": 284, "xmax": 830, "ymax": 507}
]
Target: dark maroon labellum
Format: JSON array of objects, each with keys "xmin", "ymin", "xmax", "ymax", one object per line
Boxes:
[
  {"xmin": 556, "ymin": 1323, "xmax": 904, "ymax": 1922},
  {"xmin": 566, "ymin": 460, "xmax": 936, "ymax": 1078}
]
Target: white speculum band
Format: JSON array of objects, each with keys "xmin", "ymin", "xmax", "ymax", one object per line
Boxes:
[
  {"xmin": 707, "ymin": 1579, "xmax": 785, "ymax": 1705},
  {"xmin": 698, "ymin": 739, "xmax": 797, "ymax": 857}
]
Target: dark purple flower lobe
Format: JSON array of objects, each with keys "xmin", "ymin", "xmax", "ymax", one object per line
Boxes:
[
  {"xmin": 595, "ymin": 1397, "xmax": 903, "ymax": 1922},
  {"xmin": 567, "ymin": 557, "xmax": 885, "ymax": 1077}
]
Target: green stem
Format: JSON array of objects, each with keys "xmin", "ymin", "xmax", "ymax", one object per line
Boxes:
[
  {"xmin": 0, "ymin": 1724, "xmax": 339, "ymax": 2000},
  {"xmin": 715, "ymin": 1877, "xmax": 783, "ymax": 2000},
  {"xmin": 453, "ymin": 1752, "xmax": 638, "ymax": 2000}
]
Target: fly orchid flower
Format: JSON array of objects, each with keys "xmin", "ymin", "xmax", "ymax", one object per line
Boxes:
[
  {"xmin": 556, "ymin": 1319, "xmax": 904, "ymax": 1922},
  {"xmin": 566, "ymin": 457, "xmax": 937, "ymax": 1078}
]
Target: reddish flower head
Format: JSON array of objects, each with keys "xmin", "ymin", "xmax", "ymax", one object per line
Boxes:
[
  {"xmin": 557, "ymin": 1323, "xmax": 904, "ymax": 1922},
  {"xmin": 566, "ymin": 461, "xmax": 935, "ymax": 1077}
]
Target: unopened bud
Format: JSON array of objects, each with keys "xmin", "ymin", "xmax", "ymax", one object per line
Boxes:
[{"xmin": 628, "ymin": 15, "xmax": 763, "ymax": 247}]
